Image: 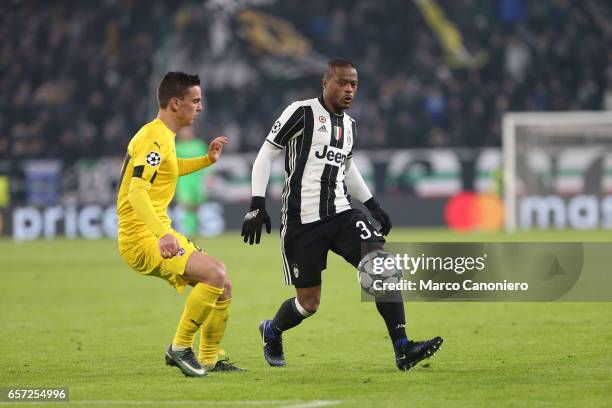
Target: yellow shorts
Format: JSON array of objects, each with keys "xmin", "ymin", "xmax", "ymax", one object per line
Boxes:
[{"xmin": 119, "ymin": 230, "xmax": 203, "ymax": 293}]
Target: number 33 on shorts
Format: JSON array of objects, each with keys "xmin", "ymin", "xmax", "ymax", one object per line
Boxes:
[{"xmin": 356, "ymin": 220, "xmax": 383, "ymax": 240}]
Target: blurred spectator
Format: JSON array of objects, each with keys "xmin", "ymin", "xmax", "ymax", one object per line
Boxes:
[{"xmin": 504, "ymin": 36, "xmax": 530, "ymax": 82}]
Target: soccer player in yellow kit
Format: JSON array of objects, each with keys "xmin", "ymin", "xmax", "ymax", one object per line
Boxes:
[{"xmin": 117, "ymin": 72, "xmax": 244, "ymax": 376}]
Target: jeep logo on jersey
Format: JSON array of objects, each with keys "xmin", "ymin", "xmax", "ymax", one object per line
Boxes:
[{"xmin": 314, "ymin": 145, "xmax": 347, "ymax": 166}]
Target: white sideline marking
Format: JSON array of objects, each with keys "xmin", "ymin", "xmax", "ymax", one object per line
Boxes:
[
  {"xmin": 281, "ymin": 401, "xmax": 341, "ymax": 408},
  {"xmin": 67, "ymin": 400, "xmax": 341, "ymax": 407}
]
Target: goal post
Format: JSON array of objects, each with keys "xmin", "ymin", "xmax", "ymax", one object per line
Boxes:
[{"xmin": 503, "ymin": 111, "xmax": 612, "ymax": 231}]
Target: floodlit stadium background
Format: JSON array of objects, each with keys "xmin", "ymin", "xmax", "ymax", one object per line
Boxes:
[{"xmin": 2, "ymin": 0, "xmax": 612, "ymax": 239}]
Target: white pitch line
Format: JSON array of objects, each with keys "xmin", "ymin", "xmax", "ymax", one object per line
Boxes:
[
  {"xmin": 67, "ymin": 400, "xmax": 342, "ymax": 407},
  {"xmin": 281, "ymin": 400, "xmax": 342, "ymax": 408}
]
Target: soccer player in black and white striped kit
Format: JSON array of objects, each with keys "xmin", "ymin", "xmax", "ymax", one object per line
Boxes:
[{"xmin": 242, "ymin": 59, "xmax": 442, "ymax": 371}]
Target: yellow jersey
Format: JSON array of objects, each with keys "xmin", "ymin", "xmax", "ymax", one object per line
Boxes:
[{"xmin": 116, "ymin": 118, "xmax": 211, "ymax": 249}]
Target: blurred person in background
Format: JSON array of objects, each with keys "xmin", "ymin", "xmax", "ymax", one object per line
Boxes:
[{"xmin": 176, "ymin": 126, "xmax": 209, "ymax": 237}]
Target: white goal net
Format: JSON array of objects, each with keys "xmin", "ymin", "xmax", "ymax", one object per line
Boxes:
[{"xmin": 503, "ymin": 112, "xmax": 612, "ymax": 231}]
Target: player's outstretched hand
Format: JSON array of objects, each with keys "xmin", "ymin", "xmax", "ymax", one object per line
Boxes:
[
  {"xmin": 241, "ymin": 196, "xmax": 271, "ymax": 245},
  {"xmin": 365, "ymin": 197, "xmax": 392, "ymax": 236},
  {"xmin": 208, "ymin": 136, "xmax": 228, "ymax": 163},
  {"xmin": 159, "ymin": 233, "xmax": 181, "ymax": 258}
]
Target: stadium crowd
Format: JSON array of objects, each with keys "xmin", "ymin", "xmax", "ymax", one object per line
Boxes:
[{"xmin": 1, "ymin": 0, "xmax": 611, "ymax": 160}]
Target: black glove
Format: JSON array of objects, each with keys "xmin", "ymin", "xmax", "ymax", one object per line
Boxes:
[
  {"xmin": 241, "ymin": 196, "xmax": 271, "ymax": 245},
  {"xmin": 364, "ymin": 197, "xmax": 392, "ymax": 236}
]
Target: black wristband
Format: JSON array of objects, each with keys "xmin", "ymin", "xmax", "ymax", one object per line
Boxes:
[
  {"xmin": 364, "ymin": 197, "xmax": 380, "ymax": 210},
  {"xmin": 250, "ymin": 196, "xmax": 266, "ymax": 210}
]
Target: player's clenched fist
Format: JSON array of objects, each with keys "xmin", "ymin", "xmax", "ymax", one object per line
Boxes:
[
  {"xmin": 241, "ymin": 196, "xmax": 271, "ymax": 245},
  {"xmin": 159, "ymin": 233, "xmax": 180, "ymax": 258},
  {"xmin": 365, "ymin": 197, "xmax": 392, "ymax": 236}
]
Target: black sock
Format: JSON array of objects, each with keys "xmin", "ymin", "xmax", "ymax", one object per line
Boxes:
[
  {"xmin": 375, "ymin": 294, "xmax": 407, "ymax": 344},
  {"xmin": 270, "ymin": 297, "xmax": 308, "ymax": 335}
]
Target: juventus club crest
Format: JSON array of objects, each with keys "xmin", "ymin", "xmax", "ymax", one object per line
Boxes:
[
  {"xmin": 146, "ymin": 152, "xmax": 161, "ymax": 166},
  {"xmin": 333, "ymin": 126, "xmax": 342, "ymax": 141}
]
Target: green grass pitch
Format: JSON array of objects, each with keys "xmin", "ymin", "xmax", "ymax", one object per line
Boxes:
[{"xmin": 1, "ymin": 229, "xmax": 611, "ymax": 407}]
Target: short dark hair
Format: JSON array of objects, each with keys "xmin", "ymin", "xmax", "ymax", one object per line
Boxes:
[
  {"xmin": 157, "ymin": 72, "xmax": 200, "ymax": 108},
  {"xmin": 323, "ymin": 59, "xmax": 357, "ymax": 80}
]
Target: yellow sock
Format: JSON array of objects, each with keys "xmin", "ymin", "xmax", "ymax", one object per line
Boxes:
[
  {"xmin": 198, "ymin": 298, "xmax": 231, "ymax": 367},
  {"xmin": 173, "ymin": 283, "xmax": 224, "ymax": 349}
]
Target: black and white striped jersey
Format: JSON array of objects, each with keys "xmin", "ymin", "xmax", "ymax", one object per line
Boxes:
[{"xmin": 266, "ymin": 96, "xmax": 356, "ymax": 225}]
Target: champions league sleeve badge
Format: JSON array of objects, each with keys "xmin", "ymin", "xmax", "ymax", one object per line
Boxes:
[{"xmin": 146, "ymin": 152, "xmax": 161, "ymax": 166}]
